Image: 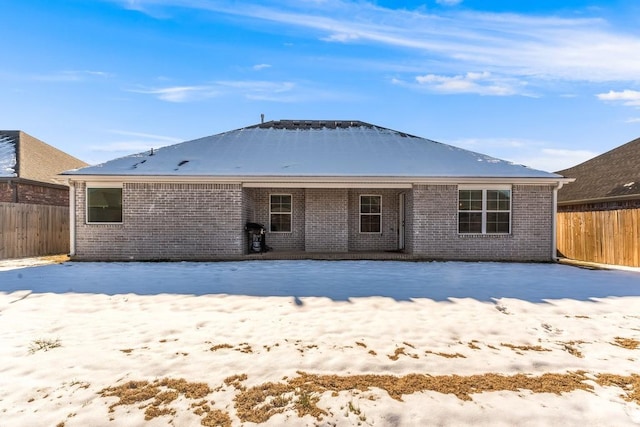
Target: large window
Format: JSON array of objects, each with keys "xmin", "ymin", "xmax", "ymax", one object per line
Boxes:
[
  {"xmin": 87, "ymin": 187, "xmax": 122, "ymax": 223},
  {"xmin": 270, "ymin": 194, "xmax": 292, "ymax": 232},
  {"xmin": 360, "ymin": 195, "xmax": 382, "ymax": 233},
  {"xmin": 458, "ymin": 188, "xmax": 511, "ymax": 234}
]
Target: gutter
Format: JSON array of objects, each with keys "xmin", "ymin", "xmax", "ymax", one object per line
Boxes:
[
  {"xmin": 9, "ymin": 179, "xmax": 17, "ymax": 203},
  {"xmin": 60, "ymin": 174, "xmax": 574, "ymax": 186}
]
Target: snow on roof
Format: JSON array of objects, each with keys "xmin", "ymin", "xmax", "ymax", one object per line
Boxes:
[
  {"xmin": 0, "ymin": 133, "xmax": 17, "ymax": 177},
  {"xmin": 65, "ymin": 121, "xmax": 561, "ymax": 179}
]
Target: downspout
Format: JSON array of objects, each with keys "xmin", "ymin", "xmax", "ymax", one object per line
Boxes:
[
  {"xmin": 551, "ymin": 181, "xmax": 565, "ymax": 262},
  {"xmin": 69, "ymin": 180, "xmax": 76, "ymax": 257},
  {"xmin": 9, "ymin": 179, "xmax": 17, "ymax": 203}
]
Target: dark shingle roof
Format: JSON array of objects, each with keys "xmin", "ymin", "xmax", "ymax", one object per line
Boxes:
[
  {"xmin": 556, "ymin": 137, "xmax": 640, "ymax": 204},
  {"xmin": 246, "ymin": 120, "xmax": 417, "ymax": 137}
]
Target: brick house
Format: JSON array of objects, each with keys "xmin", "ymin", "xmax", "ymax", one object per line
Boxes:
[
  {"xmin": 1, "ymin": 130, "xmax": 88, "ymax": 206},
  {"xmin": 555, "ymin": 136, "xmax": 640, "ymax": 266},
  {"xmin": 62, "ymin": 120, "xmax": 570, "ymax": 261},
  {"xmin": 556, "ymin": 136, "xmax": 640, "ymax": 211}
]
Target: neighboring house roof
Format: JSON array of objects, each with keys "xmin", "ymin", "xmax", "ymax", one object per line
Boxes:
[
  {"xmin": 0, "ymin": 130, "xmax": 88, "ymax": 185},
  {"xmin": 556, "ymin": 136, "xmax": 640, "ymax": 205},
  {"xmin": 65, "ymin": 120, "xmax": 563, "ymax": 182}
]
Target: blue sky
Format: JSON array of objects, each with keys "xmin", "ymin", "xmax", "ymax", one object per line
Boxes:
[{"xmin": 2, "ymin": 0, "xmax": 640, "ymax": 172}]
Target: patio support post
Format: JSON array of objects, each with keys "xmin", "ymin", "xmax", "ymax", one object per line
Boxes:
[
  {"xmin": 69, "ymin": 180, "xmax": 76, "ymax": 257},
  {"xmin": 552, "ymin": 181, "xmax": 565, "ymax": 262}
]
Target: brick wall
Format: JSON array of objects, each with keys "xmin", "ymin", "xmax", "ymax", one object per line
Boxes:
[
  {"xmin": 72, "ymin": 181, "xmax": 555, "ymax": 261},
  {"xmin": 0, "ymin": 182, "xmax": 13, "ymax": 202},
  {"xmin": 404, "ymin": 190, "xmax": 414, "ymax": 253},
  {"xmin": 73, "ymin": 182, "xmax": 244, "ymax": 260},
  {"xmin": 347, "ymin": 189, "xmax": 403, "ymax": 251},
  {"xmin": 244, "ymin": 188, "xmax": 306, "ymax": 251},
  {"xmin": 305, "ymin": 188, "xmax": 349, "ymax": 252},
  {"xmin": 244, "ymin": 188, "xmax": 407, "ymax": 252},
  {"xmin": 0, "ymin": 180, "xmax": 69, "ymax": 206},
  {"xmin": 411, "ymin": 184, "xmax": 554, "ymax": 261},
  {"xmin": 242, "ymin": 187, "xmax": 255, "ymax": 253}
]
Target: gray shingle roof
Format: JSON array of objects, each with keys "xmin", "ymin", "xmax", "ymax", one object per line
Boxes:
[
  {"xmin": 556, "ymin": 137, "xmax": 640, "ymax": 204},
  {"xmin": 65, "ymin": 120, "xmax": 562, "ymax": 179}
]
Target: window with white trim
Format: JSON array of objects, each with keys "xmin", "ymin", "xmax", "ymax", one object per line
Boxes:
[
  {"xmin": 360, "ymin": 195, "xmax": 382, "ymax": 233},
  {"xmin": 270, "ymin": 194, "xmax": 292, "ymax": 232},
  {"xmin": 458, "ymin": 188, "xmax": 511, "ymax": 234},
  {"xmin": 87, "ymin": 185, "xmax": 123, "ymax": 223}
]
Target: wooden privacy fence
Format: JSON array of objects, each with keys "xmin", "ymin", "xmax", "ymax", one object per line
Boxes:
[
  {"xmin": 0, "ymin": 202, "xmax": 69, "ymax": 259},
  {"xmin": 557, "ymin": 208, "xmax": 640, "ymax": 267}
]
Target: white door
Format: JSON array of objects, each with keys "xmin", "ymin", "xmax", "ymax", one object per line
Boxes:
[{"xmin": 398, "ymin": 193, "xmax": 405, "ymax": 250}]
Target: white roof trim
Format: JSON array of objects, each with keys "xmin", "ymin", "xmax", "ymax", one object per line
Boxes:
[
  {"xmin": 244, "ymin": 182, "xmax": 412, "ymax": 189},
  {"xmin": 64, "ymin": 174, "xmax": 571, "ymax": 187}
]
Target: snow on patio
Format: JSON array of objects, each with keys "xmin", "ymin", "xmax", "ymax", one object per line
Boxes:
[{"xmin": 1, "ymin": 260, "xmax": 640, "ymax": 426}]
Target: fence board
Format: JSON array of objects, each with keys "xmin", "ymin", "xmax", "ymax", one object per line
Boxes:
[
  {"xmin": 557, "ymin": 208, "xmax": 640, "ymax": 267},
  {"xmin": 0, "ymin": 202, "xmax": 69, "ymax": 259}
]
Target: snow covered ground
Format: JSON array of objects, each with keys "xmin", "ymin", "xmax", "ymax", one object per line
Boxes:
[{"xmin": 1, "ymin": 260, "xmax": 640, "ymax": 426}]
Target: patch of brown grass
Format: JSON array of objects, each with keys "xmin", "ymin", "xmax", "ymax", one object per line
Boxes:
[
  {"xmin": 559, "ymin": 341, "xmax": 585, "ymax": 358},
  {"xmin": 613, "ymin": 337, "xmax": 640, "ymax": 350},
  {"xmin": 234, "ymin": 371, "xmax": 593, "ymax": 423},
  {"xmin": 387, "ymin": 347, "xmax": 418, "ymax": 361},
  {"xmin": 467, "ymin": 341, "xmax": 480, "ymax": 350},
  {"xmin": 210, "ymin": 343, "xmax": 234, "ymax": 351},
  {"xmin": 425, "ymin": 350, "xmax": 466, "ymax": 359},
  {"xmin": 42, "ymin": 254, "xmax": 70, "ymax": 264},
  {"xmin": 236, "ymin": 343, "xmax": 253, "ymax": 354},
  {"xmin": 201, "ymin": 409, "xmax": 232, "ymax": 427},
  {"xmin": 98, "ymin": 371, "xmax": 640, "ymax": 425},
  {"xmin": 224, "ymin": 374, "xmax": 248, "ymax": 391},
  {"xmin": 99, "ymin": 377, "xmax": 217, "ymax": 424},
  {"xmin": 597, "ymin": 374, "xmax": 640, "ymax": 405},
  {"xmin": 501, "ymin": 343, "xmax": 551, "ymax": 353}
]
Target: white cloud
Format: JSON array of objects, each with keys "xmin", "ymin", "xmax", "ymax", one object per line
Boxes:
[
  {"xmin": 108, "ymin": 130, "xmax": 182, "ymax": 143},
  {"xmin": 30, "ymin": 70, "xmax": 112, "ymax": 82},
  {"xmin": 596, "ymin": 90, "xmax": 640, "ymax": 107},
  {"xmin": 129, "ymin": 85, "xmax": 219, "ymax": 102},
  {"xmin": 130, "ymin": 80, "xmax": 304, "ymax": 102},
  {"xmin": 108, "ymin": 1, "xmax": 640, "ymax": 83},
  {"xmin": 215, "ymin": 80, "xmax": 296, "ymax": 101},
  {"xmin": 134, "ymin": 0, "xmax": 640, "ymax": 83},
  {"xmin": 525, "ymin": 148, "xmax": 597, "ymax": 172},
  {"xmin": 91, "ymin": 130, "xmax": 183, "ymax": 154},
  {"xmin": 452, "ymin": 138, "xmax": 597, "ymax": 172},
  {"xmin": 322, "ymin": 32, "xmax": 362, "ymax": 42},
  {"xmin": 90, "ymin": 141, "xmax": 159, "ymax": 152},
  {"xmin": 625, "ymin": 118, "xmax": 640, "ymax": 123},
  {"xmin": 415, "ymin": 71, "xmax": 524, "ymax": 96},
  {"xmin": 436, "ymin": 0, "xmax": 462, "ymax": 5},
  {"xmin": 252, "ymin": 63, "xmax": 272, "ymax": 71}
]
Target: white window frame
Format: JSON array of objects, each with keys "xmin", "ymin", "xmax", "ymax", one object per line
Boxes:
[
  {"xmin": 458, "ymin": 185, "xmax": 511, "ymax": 235},
  {"xmin": 269, "ymin": 193, "xmax": 292, "ymax": 233},
  {"xmin": 86, "ymin": 182, "xmax": 123, "ymax": 224},
  {"xmin": 359, "ymin": 194, "xmax": 382, "ymax": 234}
]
